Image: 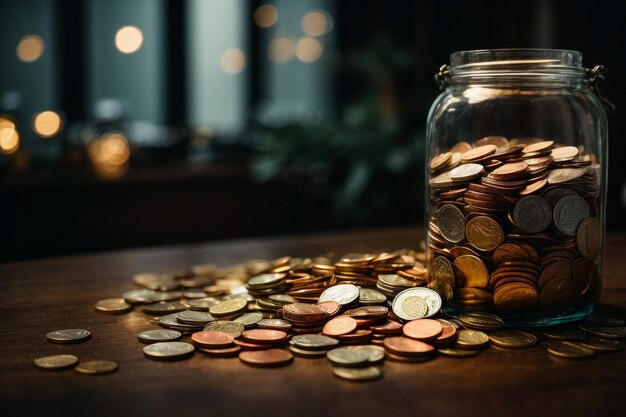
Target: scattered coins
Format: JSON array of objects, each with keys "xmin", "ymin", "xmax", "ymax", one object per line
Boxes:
[
  {"xmin": 34, "ymin": 354, "xmax": 78, "ymax": 370},
  {"xmin": 75, "ymin": 360, "xmax": 119, "ymax": 375},
  {"xmin": 46, "ymin": 329, "xmax": 91, "ymax": 345}
]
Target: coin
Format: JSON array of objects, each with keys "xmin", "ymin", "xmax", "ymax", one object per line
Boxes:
[
  {"xmin": 234, "ymin": 312, "xmax": 264, "ymax": 327},
  {"xmin": 327, "ymin": 347, "xmax": 370, "ymax": 367},
  {"xmin": 451, "ymin": 141, "xmax": 473, "ymax": 154},
  {"xmin": 513, "ymin": 195, "xmax": 552, "ymax": 233},
  {"xmin": 522, "ymin": 140, "xmax": 554, "ymax": 153},
  {"xmin": 547, "ymin": 167, "xmax": 589, "ymax": 184},
  {"xmin": 550, "ymin": 146, "xmax": 579, "ymax": 160},
  {"xmin": 547, "ymin": 341, "xmax": 595, "ymax": 360},
  {"xmin": 94, "ymin": 298, "xmax": 132, "ymax": 314},
  {"xmin": 579, "ymin": 326, "xmax": 626, "ymax": 340},
  {"xmin": 383, "ymin": 336, "xmax": 435, "ymax": 357},
  {"xmin": 239, "ymin": 349, "xmax": 294, "ymax": 367},
  {"xmin": 541, "ymin": 326, "xmax": 585, "ymax": 340},
  {"xmin": 290, "ymin": 334, "xmax": 340, "ymax": 350},
  {"xmin": 458, "ymin": 312, "xmax": 504, "ymax": 331},
  {"xmin": 142, "ymin": 301, "xmax": 187, "ymax": 316},
  {"xmin": 434, "ymin": 319, "xmax": 458, "ymax": 347},
  {"xmin": 346, "ymin": 345, "xmax": 385, "ymax": 364},
  {"xmin": 437, "ymin": 347, "xmax": 480, "ymax": 358},
  {"xmin": 576, "ymin": 217, "xmax": 601, "ymax": 260},
  {"xmin": 449, "ymin": 163, "xmax": 485, "ymax": 181},
  {"xmin": 332, "ymin": 366, "xmax": 382, "ymax": 381},
  {"xmin": 203, "ymin": 320, "xmax": 245, "ymax": 337},
  {"xmin": 209, "ymin": 299, "xmax": 247, "ymax": 316},
  {"xmin": 34, "ymin": 354, "xmax": 78, "ymax": 370},
  {"xmin": 75, "ymin": 360, "xmax": 119, "ymax": 375},
  {"xmin": 540, "ymin": 277, "xmax": 575, "ymax": 315},
  {"xmin": 257, "ymin": 318, "xmax": 292, "ymax": 331},
  {"xmin": 465, "ymin": 216, "xmax": 504, "ymax": 251},
  {"xmin": 200, "ymin": 345, "xmax": 242, "ymax": 358},
  {"xmin": 143, "ymin": 341, "xmax": 195, "ymax": 360},
  {"xmin": 436, "ymin": 204, "xmax": 466, "ymax": 244},
  {"xmin": 358, "ymin": 288, "xmax": 387, "ymax": 305},
  {"xmin": 240, "ymin": 329, "xmax": 289, "ymax": 344},
  {"xmin": 432, "ymin": 256, "xmax": 456, "ymax": 289},
  {"xmin": 454, "ymin": 255, "xmax": 489, "ymax": 288},
  {"xmin": 46, "ymin": 329, "xmax": 91, "ymax": 344},
  {"xmin": 402, "ymin": 319, "xmax": 443, "ymax": 341},
  {"xmin": 461, "ymin": 144, "xmax": 497, "ymax": 162},
  {"xmin": 319, "ymin": 284, "xmax": 360, "ymax": 306},
  {"xmin": 431, "ymin": 152, "xmax": 452, "ymax": 171},
  {"xmin": 371, "ymin": 321, "xmax": 403, "ymax": 335},
  {"xmin": 289, "ymin": 345, "xmax": 328, "ymax": 358},
  {"xmin": 494, "ymin": 283, "xmax": 538, "ymax": 315},
  {"xmin": 456, "ymin": 330, "xmax": 490, "ymax": 349},
  {"xmin": 138, "ymin": 329, "xmax": 182, "ymax": 343},
  {"xmin": 392, "ymin": 294, "xmax": 427, "ymax": 321},
  {"xmin": 176, "ymin": 310, "xmax": 215, "ymax": 325},
  {"xmin": 282, "ymin": 303, "xmax": 328, "ymax": 322},
  {"xmin": 490, "ymin": 161, "xmax": 528, "ymax": 179},
  {"xmin": 553, "ymin": 194, "xmax": 590, "ymax": 235},
  {"xmin": 192, "ymin": 330, "xmax": 235, "ymax": 348},
  {"xmin": 489, "ymin": 330, "xmax": 537, "ymax": 348},
  {"xmin": 317, "ymin": 301, "xmax": 341, "ymax": 316},
  {"xmin": 122, "ymin": 289, "xmax": 157, "ymax": 304},
  {"xmin": 579, "ymin": 337, "xmax": 624, "ymax": 352},
  {"xmin": 323, "ymin": 316, "xmax": 358, "ymax": 337},
  {"xmin": 247, "ymin": 273, "xmax": 286, "ymax": 288},
  {"xmin": 393, "ymin": 287, "xmax": 442, "ymax": 320}
]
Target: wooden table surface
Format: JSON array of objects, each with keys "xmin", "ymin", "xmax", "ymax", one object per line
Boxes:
[{"xmin": 1, "ymin": 227, "xmax": 625, "ymax": 417}]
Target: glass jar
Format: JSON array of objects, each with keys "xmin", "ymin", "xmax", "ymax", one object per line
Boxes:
[{"xmin": 425, "ymin": 49, "xmax": 609, "ymax": 326}]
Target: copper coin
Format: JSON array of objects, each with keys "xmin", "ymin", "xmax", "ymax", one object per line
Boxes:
[
  {"xmin": 540, "ymin": 277, "xmax": 575, "ymax": 315},
  {"xmin": 239, "ymin": 349, "xmax": 294, "ymax": 367},
  {"xmin": 191, "ymin": 330, "xmax": 235, "ymax": 348},
  {"xmin": 538, "ymin": 261, "xmax": 573, "ymax": 291},
  {"xmin": 519, "ymin": 178, "xmax": 548, "ymax": 195},
  {"xmin": 522, "ymin": 140, "xmax": 554, "ymax": 153},
  {"xmin": 434, "ymin": 319, "xmax": 457, "ymax": 346},
  {"xmin": 402, "ymin": 319, "xmax": 443, "ymax": 341},
  {"xmin": 474, "ymin": 136, "xmax": 509, "ymax": 148},
  {"xmin": 465, "ymin": 216, "xmax": 504, "ymax": 252},
  {"xmin": 240, "ymin": 329, "xmax": 289, "ymax": 344},
  {"xmin": 383, "ymin": 336, "xmax": 435, "ymax": 357},
  {"xmin": 282, "ymin": 303, "xmax": 327, "ymax": 321},
  {"xmin": 343, "ymin": 306, "xmax": 389, "ymax": 319},
  {"xmin": 551, "ymin": 146, "xmax": 579, "ymax": 161},
  {"xmin": 490, "ymin": 161, "xmax": 529, "ymax": 179},
  {"xmin": 576, "ymin": 217, "xmax": 601, "ymax": 260},
  {"xmin": 454, "ymin": 255, "xmax": 489, "ymax": 288},
  {"xmin": 371, "ymin": 321, "xmax": 403, "ymax": 335},
  {"xmin": 493, "ymin": 283, "xmax": 538, "ymax": 315},
  {"xmin": 323, "ymin": 316, "xmax": 358, "ymax": 336},
  {"xmin": 451, "ymin": 141, "xmax": 473, "ymax": 154},
  {"xmin": 430, "ymin": 152, "xmax": 452, "ymax": 171},
  {"xmin": 461, "ymin": 144, "xmax": 497, "ymax": 162},
  {"xmin": 316, "ymin": 300, "xmax": 341, "ymax": 316},
  {"xmin": 200, "ymin": 345, "xmax": 241, "ymax": 357},
  {"xmin": 336, "ymin": 329, "xmax": 373, "ymax": 343}
]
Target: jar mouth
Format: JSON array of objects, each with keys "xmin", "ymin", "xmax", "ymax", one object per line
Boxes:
[{"xmin": 450, "ymin": 49, "xmax": 582, "ymax": 68}]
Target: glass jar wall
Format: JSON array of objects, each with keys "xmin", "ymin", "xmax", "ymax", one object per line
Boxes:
[{"xmin": 425, "ymin": 49, "xmax": 608, "ymax": 326}]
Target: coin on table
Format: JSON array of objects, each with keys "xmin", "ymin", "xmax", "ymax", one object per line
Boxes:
[
  {"xmin": 359, "ymin": 288, "xmax": 388, "ymax": 305},
  {"xmin": 319, "ymin": 284, "xmax": 360, "ymax": 306},
  {"xmin": 203, "ymin": 320, "xmax": 245, "ymax": 338},
  {"xmin": 513, "ymin": 195, "xmax": 552, "ymax": 233},
  {"xmin": 122, "ymin": 289, "xmax": 157, "ymax": 304},
  {"xmin": 579, "ymin": 337, "xmax": 624, "ymax": 352},
  {"xmin": 541, "ymin": 326, "xmax": 585, "ymax": 340},
  {"xmin": 209, "ymin": 299, "xmax": 248, "ymax": 316},
  {"xmin": 383, "ymin": 337, "xmax": 436, "ymax": 357},
  {"xmin": 553, "ymin": 194, "xmax": 590, "ymax": 236},
  {"xmin": 138, "ymin": 329, "xmax": 182, "ymax": 344},
  {"xmin": 192, "ymin": 330, "xmax": 235, "ymax": 348},
  {"xmin": 94, "ymin": 298, "xmax": 132, "ymax": 314},
  {"xmin": 449, "ymin": 163, "xmax": 485, "ymax": 181},
  {"xmin": 257, "ymin": 318, "xmax": 292, "ymax": 332},
  {"xmin": 456, "ymin": 330, "xmax": 490, "ymax": 349},
  {"xmin": 547, "ymin": 341, "xmax": 595, "ymax": 359},
  {"xmin": 289, "ymin": 345, "xmax": 328, "ymax": 358},
  {"xmin": 392, "ymin": 287, "xmax": 442, "ymax": 320},
  {"xmin": 239, "ymin": 349, "xmax": 293, "ymax": 367},
  {"xmin": 578, "ymin": 325, "xmax": 626, "ymax": 340},
  {"xmin": 436, "ymin": 204, "xmax": 466, "ymax": 244},
  {"xmin": 34, "ymin": 354, "xmax": 78, "ymax": 370},
  {"xmin": 403, "ymin": 319, "xmax": 443, "ymax": 341},
  {"xmin": 143, "ymin": 342, "xmax": 195, "ymax": 361},
  {"xmin": 142, "ymin": 301, "xmax": 187, "ymax": 316},
  {"xmin": 46, "ymin": 329, "xmax": 91, "ymax": 344},
  {"xmin": 437, "ymin": 347, "xmax": 481, "ymax": 358},
  {"xmin": 327, "ymin": 347, "xmax": 370, "ymax": 367},
  {"xmin": 333, "ymin": 366, "xmax": 382, "ymax": 382},
  {"xmin": 489, "ymin": 330, "xmax": 537, "ymax": 348},
  {"xmin": 323, "ymin": 316, "xmax": 358, "ymax": 337},
  {"xmin": 234, "ymin": 312, "xmax": 264, "ymax": 327},
  {"xmin": 75, "ymin": 360, "xmax": 118, "ymax": 375},
  {"xmin": 576, "ymin": 217, "xmax": 602, "ymax": 260},
  {"xmin": 346, "ymin": 345, "xmax": 385, "ymax": 364},
  {"xmin": 240, "ymin": 329, "xmax": 289, "ymax": 344},
  {"xmin": 458, "ymin": 312, "xmax": 504, "ymax": 331},
  {"xmin": 290, "ymin": 334, "xmax": 340, "ymax": 350},
  {"xmin": 176, "ymin": 310, "xmax": 215, "ymax": 325},
  {"xmin": 434, "ymin": 319, "xmax": 458, "ymax": 347},
  {"xmin": 454, "ymin": 255, "xmax": 489, "ymax": 289},
  {"xmin": 317, "ymin": 301, "xmax": 341, "ymax": 316},
  {"xmin": 465, "ymin": 216, "xmax": 504, "ymax": 252},
  {"xmin": 187, "ymin": 298, "xmax": 221, "ymax": 311},
  {"xmin": 393, "ymin": 294, "xmax": 427, "ymax": 321},
  {"xmin": 247, "ymin": 273, "xmax": 287, "ymax": 288}
]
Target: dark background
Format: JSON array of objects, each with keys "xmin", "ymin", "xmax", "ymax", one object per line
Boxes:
[{"xmin": 1, "ymin": 0, "xmax": 624, "ymax": 262}]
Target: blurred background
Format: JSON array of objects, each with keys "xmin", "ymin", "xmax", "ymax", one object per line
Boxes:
[{"xmin": 1, "ymin": 0, "xmax": 625, "ymax": 262}]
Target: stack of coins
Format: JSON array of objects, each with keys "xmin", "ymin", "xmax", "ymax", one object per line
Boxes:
[{"xmin": 428, "ymin": 137, "xmax": 602, "ymax": 318}]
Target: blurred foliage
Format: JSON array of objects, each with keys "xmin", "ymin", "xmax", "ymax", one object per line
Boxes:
[{"xmin": 253, "ymin": 37, "xmax": 427, "ymax": 226}]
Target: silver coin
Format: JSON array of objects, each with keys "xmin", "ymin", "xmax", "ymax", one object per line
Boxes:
[
  {"xmin": 203, "ymin": 320, "xmax": 245, "ymax": 337},
  {"xmin": 75, "ymin": 360, "xmax": 119, "ymax": 375},
  {"xmin": 359, "ymin": 288, "xmax": 387, "ymax": 305},
  {"xmin": 268, "ymin": 294, "xmax": 297, "ymax": 304},
  {"xmin": 182, "ymin": 290, "xmax": 208, "ymax": 299},
  {"xmin": 34, "ymin": 354, "xmax": 78, "ymax": 370},
  {"xmin": 257, "ymin": 318, "xmax": 293, "ymax": 331},
  {"xmin": 146, "ymin": 291, "xmax": 183, "ymax": 303},
  {"xmin": 158, "ymin": 313, "xmax": 204, "ymax": 331},
  {"xmin": 436, "ymin": 204, "xmax": 466, "ymax": 244},
  {"xmin": 290, "ymin": 334, "xmax": 340, "ymax": 350},
  {"xmin": 175, "ymin": 310, "xmax": 215, "ymax": 325},
  {"xmin": 138, "ymin": 329, "xmax": 182, "ymax": 343},
  {"xmin": 553, "ymin": 194, "xmax": 590, "ymax": 236},
  {"xmin": 449, "ymin": 163, "xmax": 485, "ymax": 181},
  {"xmin": 514, "ymin": 195, "xmax": 552, "ymax": 233},
  {"xmin": 46, "ymin": 329, "xmax": 91, "ymax": 344},
  {"xmin": 333, "ymin": 366, "xmax": 382, "ymax": 381},
  {"xmin": 234, "ymin": 312, "xmax": 264, "ymax": 327},
  {"xmin": 289, "ymin": 345, "xmax": 328, "ymax": 358},
  {"xmin": 392, "ymin": 287, "xmax": 442, "ymax": 320},
  {"xmin": 319, "ymin": 284, "xmax": 360, "ymax": 306},
  {"xmin": 142, "ymin": 301, "xmax": 187, "ymax": 316},
  {"xmin": 143, "ymin": 341, "xmax": 195, "ymax": 361},
  {"xmin": 186, "ymin": 297, "xmax": 221, "ymax": 311},
  {"xmin": 247, "ymin": 273, "xmax": 286, "ymax": 288},
  {"xmin": 122, "ymin": 289, "xmax": 156, "ymax": 304},
  {"xmin": 346, "ymin": 345, "xmax": 385, "ymax": 363},
  {"xmin": 326, "ymin": 347, "xmax": 370, "ymax": 367},
  {"xmin": 543, "ymin": 187, "xmax": 577, "ymax": 207}
]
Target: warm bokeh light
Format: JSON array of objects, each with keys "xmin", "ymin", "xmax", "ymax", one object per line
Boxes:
[
  {"xmin": 87, "ymin": 132, "xmax": 130, "ymax": 179},
  {"xmin": 16, "ymin": 35, "xmax": 45, "ymax": 63},
  {"xmin": 295, "ymin": 37, "xmax": 323, "ymax": 63},
  {"xmin": 33, "ymin": 111, "xmax": 62, "ymax": 138},
  {"xmin": 253, "ymin": 4, "xmax": 278, "ymax": 28},
  {"xmin": 268, "ymin": 37, "xmax": 295, "ymax": 64},
  {"xmin": 0, "ymin": 119, "xmax": 19, "ymax": 154},
  {"xmin": 301, "ymin": 11, "xmax": 331, "ymax": 37},
  {"xmin": 115, "ymin": 26, "xmax": 144, "ymax": 54},
  {"xmin": 220, "ymin": 48, "xmax": 246, "ymax": 74}
]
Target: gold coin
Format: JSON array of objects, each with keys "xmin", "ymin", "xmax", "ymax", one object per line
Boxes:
[
  {"xmin": 547, "ymin": 341, "xmax": 595, "ymax": 359},
  {"xmin": 94, "ymin": 298, "xmax": 132, "ymax": 314},
  {"xmin": 576, "ymin": 217, "xmax": 602, "ymax": 260},
  {"xmin": 75, "ymin": 360, "xmax": 119, "ymax": 375},
  {"xmin": 541, "ymin": 326, "xmax": 585, "ymax": 340},
  {"xmin": 209, "ymin": 299, "xmax": 248, "ymax": 316},
  {"xmin": 34, "ymin": 354, "xmax": 78, "ymax": 370},
  {"xmin": 579, "ymin": 337, "xmax": 624, "ymax": 353},
  {"xmin": 46, "ymin": 329, "xmax": 91, "ymax": 344},
  {"xmin": 437, "ymin": 347, "xmax": 481, "ymax": 358},
  {"xmin": 332, "ymin": 366, "xmax": 382, "ymax": 381},
  {"xmin": 465, "ymin": 216, "xmax": 504, "ymax": 252},
  {"xmin": 489, "ymin": 330, "xmax": 537, "ymax": 348},
  {"xmin": 454, "ymin": 255, "xmax": 489, "ymax": 288},
  {"xmin": 456, "ymin": 329, "xmax": 490, "ymax": 349},
  {"xmin": 458, "ymin": 312, "xmax": 504, "ymax": 331}
]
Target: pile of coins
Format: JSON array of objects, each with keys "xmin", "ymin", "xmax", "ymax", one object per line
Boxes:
[
  {"xmin": 34, "ymin": 251, "xmax": 626, "ymax": 380},
  {"xmin": 428, "ymin": 136, "xmax": 602, "ymax": 318}
]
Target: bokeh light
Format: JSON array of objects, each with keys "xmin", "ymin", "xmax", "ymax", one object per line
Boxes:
[
  {"xmin": 0, "ymin": 118, "xmax": 19, "ymax": 155},
  {"xmin": 16, "ymin": 35, "xmax": 45, "ymax": 63},
  {"xmin": 87, "ymin": 132, "xmax": 131, "ymax": 179},
  {"xmin": 115, "ymin": 26, "xmax": 144, "ymax": 54},
  {"xmin": 33, "ymin": 111, "xmax": 62, "ymax": 138},
  {"xmin": 253, "ymin": 4, "xmax": 278, "ymax": 28},
  {"xmin": 220, "ymin": 48, "xmax": 246, "ymax": 74},
  {"xmin": 295, "ymin": 37, "xmax": 323, "ymax": 63},
  {"xmin": 268, "ymin": 37, "xmax": 295, "ymax": 64},
  {"xmin": 301, "ymin": 11, "xmax": 331, "ymax": 37}
]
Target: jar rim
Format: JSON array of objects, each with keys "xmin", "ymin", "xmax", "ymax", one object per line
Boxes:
[{"xmin": 450, "ymin": 49, "xmax": 583, "ymax": 68}]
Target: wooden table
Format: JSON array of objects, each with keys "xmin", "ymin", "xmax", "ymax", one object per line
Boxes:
[{"xmin": 1, "ymin": 227, "xmax": 625, "ymax": 417}]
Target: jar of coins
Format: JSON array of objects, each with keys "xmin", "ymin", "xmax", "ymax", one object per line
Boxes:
[{"xmin": 426, "ymin": 49, "xmax": 609, "ymax": 326}]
